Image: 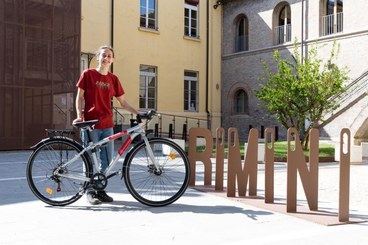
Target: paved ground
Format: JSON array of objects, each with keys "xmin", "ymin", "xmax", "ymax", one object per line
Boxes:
[{"xmin": 0, "ymin": 150, "xmax": 367, "ymax": 245}]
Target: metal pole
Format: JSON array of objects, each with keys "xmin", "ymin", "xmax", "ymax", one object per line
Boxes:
[{"xmin": 301, "ymin": 0, "xmax": 304, "ymax": 64}]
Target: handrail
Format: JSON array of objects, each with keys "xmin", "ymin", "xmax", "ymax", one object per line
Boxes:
[
  {"xmin": 329, "ymin": 70, "xmax": 368, "ymax": 109},
  {"xmin": 112, "ymin": 108, "xmax": 208, "ymax": 141},
  {"xmin": 112, "ymin": 107, "xmax": 125, "ymax": 125},
  {"xmin": 156, "ymin": 112, "xmax": 208, "ymax": 140},
  {"xmin": 321, "ymin": 70, "xmax": 368, "ymax": 126}
]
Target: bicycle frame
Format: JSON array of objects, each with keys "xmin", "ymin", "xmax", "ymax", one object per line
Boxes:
[
  {"xmin": 27, "ymin": 109, "xmax": 190, "ymax": 207},
  {"xmin": 55, "ymin": 120, "xmax": 158, "ymax": 184}
]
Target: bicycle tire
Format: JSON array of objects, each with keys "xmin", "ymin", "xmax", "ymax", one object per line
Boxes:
[
  {"xmin": 26, "ymin": 137, "xmax": 92, "ymax": 206},
  {"xmin": 123, "ymin": 138, "xmax": 190, "ymax": 207}
]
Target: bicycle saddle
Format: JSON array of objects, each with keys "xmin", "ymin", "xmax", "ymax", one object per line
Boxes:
[{"xmin": 73, "ymin": 120, "xmax": 100, "ymax": 129}]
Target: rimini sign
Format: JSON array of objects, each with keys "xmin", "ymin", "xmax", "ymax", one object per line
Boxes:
[{"xmin": 187, "ymin": 127, "xmax": 351, "ymax": 222}]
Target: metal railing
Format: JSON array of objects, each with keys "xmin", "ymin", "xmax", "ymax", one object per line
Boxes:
[
  {"xmin": 321, "ymin": 12, "xmax": 343, "ymax": 36},
  {"xmin": 113, "ymin": 107, "xmax": 125, "ymax": 125},
  {"xmin": 155, "ymin": 112, "xmax": 208, "ymax": 140},
  {"xmin": 113, "ymin": 108, "xmax": 208, "ymax": 141},
  {"xmin": 274, "ymin": 24, "xmax": 291, "ymax": 45},
  {"xmin": 321, "ymin": 70, "xmax": 368, "ymax": 126}
]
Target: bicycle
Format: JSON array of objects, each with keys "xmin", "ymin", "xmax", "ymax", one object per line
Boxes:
[{"xmin": 26, "ymin": 110, "xmax": 190, "ymax": 207}]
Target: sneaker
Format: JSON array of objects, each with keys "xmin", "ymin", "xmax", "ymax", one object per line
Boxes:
[
  {"xmin": 96, "ymin": 190, "xmax": 114, "ymax": 202},
  {"xmin": 86, "ymin": 190, "xmax": 102, "ymax": 205}
]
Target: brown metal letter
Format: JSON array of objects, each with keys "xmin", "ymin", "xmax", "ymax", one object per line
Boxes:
[
  {"xmin": 227, "ymin": 128, "xmax": 240, "ymax": 197},
  {"xmin": 215, "ymin": 128, "xmax": 225, "ymax": 191},
  {"xmin": 264, "ymin": 128, "xmax": 275, "ymax": 203},
  {"xmin": 227, "ymin": 128, "xmax": 258, "ymax": 197},
  {"xmin": 188, "ymin": 128, "xmax": 213, "ymax": 186},
  {"xmin": 339, "ymin": 128, "xmax": 350, "ymax": 222},
  {"xmin": 286, "ymin": 128, "xmax": 319, "ymax": 212},
  {"xmin": 245, "ymin": 128, "xmax": 258, "ymax": 196}
]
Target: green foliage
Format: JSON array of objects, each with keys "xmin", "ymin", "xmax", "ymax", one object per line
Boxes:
[{"xmin": 257, "ymin": 41, "xmax": 349, "ymax": 148}]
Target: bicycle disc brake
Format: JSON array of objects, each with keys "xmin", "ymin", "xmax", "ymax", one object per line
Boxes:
[{"xmin": 91, "ymin": 173, "xmax": 108, "ymax": 190}]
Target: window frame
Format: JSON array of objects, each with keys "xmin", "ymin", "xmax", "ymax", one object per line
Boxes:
[
  {"xmin": 139, "ymin": 65, "xmax": 157, "ymax": 110},
  {"xmin": 140, "ymin": 0, "xmax": 158, "ymax": 30},
  {"xmin": 184, "ymin": 71, "xmax": 199, "ymax": 112},
  {"xmin": 184, "ymin": 2, "xmax": 199, "ymax": 38},
  {"xmin": 235, "ymin": 15, "xmax": 249, "ymax": 52},
  {"xmin": 234, "ymin": 89, "xmax": 249, "ymax": 115},
  {"xmin": 80, "ymin": 56, "xmax": 88, "ymax": 72},
  {"xmin": 320, "ymin": 0, "xmax": 343, "ymax": 36},
  {"xmin": 273, "ymin": 3, "xmax": 292, "ymax": 45}
]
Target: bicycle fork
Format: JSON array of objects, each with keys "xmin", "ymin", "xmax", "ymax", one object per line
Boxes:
[{"xmin": 142, "ymin": 136, "xmax": 162, "ymax": 175}]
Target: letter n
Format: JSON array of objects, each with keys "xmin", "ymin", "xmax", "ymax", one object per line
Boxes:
[{"xmin": 287, "ymin": 128, "xmax": 319, "ymax": 212}]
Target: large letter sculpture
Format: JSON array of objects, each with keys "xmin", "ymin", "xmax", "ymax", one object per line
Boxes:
[
  {"xmin": 227, "ymin": 128, "xmax": 258, "ymax": 197},
  {"xmin": 287, "ymin": 128, "xmax": 319, "ymax": 212},
  {"xmin": 339, "ymin": 128, "xmax": 350, "ymax": 222},
  {"xmin": 264, "ymin": 128, "xmax": 275, "ymax": 203},
  {"xmin": 188, "ymin": 128, "xmax": 213, "ymax": 186},
  {"xmin": 215, "ymin": 128, "xmax": 225, "ymax": 191}
]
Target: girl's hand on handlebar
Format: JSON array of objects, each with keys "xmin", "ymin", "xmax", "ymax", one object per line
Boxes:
[{"xmin": 73, "ymin": 117, "xmax": 83, "ymax": 124}]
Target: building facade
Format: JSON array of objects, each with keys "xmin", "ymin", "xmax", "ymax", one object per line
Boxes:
[
  {"xmin": 0, "ymin": 0, "xmax": 81, "ymax": 150},
  {"xmin": 0, "ymin": 0, "xmax": 222, "ymax": 150},
  {"xmin": 80, "ymin": 0, "xmax": 222, "ymax": 139},
  {"xmin": 221, "ymin": 0, "xmax": 368, "ymax": 143}
]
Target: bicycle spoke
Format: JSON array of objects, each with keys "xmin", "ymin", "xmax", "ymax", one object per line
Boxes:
[
  {"xmin": 124, "ymin": 138, "xmax": 190, "ymax": 207},
  {"xmin": 26, "ymin": 138, "xmax": 91, "ymax": 206}
]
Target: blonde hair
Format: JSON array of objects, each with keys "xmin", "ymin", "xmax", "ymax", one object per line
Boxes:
[{"xmin": 96, "ymin": 45, "xmax": 114, "ymax": 58}]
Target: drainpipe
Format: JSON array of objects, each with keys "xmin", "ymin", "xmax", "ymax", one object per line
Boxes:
[
  {"xmin": 111, "ymin": 0, "xmax": 114, "ymax": 111},
  {"xmin": 301, "ymin": 0, "xmax": 304, "ymax": 64},
  {"xmin": 111, "ymin": 0, "xmax": 114, "ymax": 72},
  {"xmin": 205, "ymin": 0, "xmax": 211, "ymax": 129}
]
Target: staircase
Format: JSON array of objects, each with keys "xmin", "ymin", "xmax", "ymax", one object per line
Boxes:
[{"xmin": 320, "ymin": 70, "xmax": 368, "ymax": 143}]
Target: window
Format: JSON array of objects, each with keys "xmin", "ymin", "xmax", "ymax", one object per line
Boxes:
[
  {"xmin": 184, "ymin": 1, "xmax": 199, "ymax": 38},
  {"xmin": 321, "ymin": 0, "xmax": 343, "ymax": 36},
  {"xmin": 140, "ymin": 0, "xmax": 157, "ymax": 30},
  {"xmin": 274, "ymin": 4, "xmax": 291, "ymax": 44},
  {"xmin": 184, "ymin": 71, "xmax": 198, "ymax": 112},
  {"xmin": 139, "ymin": 65, "xmax": 157, "ymax": 109},
  {"xmin": 234, "ymin": 89, "xmax": 248, "ymax": 114},
  {"xmin": 80, "ymin": 56, "xmax": 88, "ymax": 73},
  {"xmin": 235, "ymin": 16, "xmax": 249, "ymax": 52}
]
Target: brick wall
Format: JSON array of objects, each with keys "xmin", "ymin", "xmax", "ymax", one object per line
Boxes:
[{"xmin": 221, "ymin": 0, "xmax": 368, "ymax": 143}]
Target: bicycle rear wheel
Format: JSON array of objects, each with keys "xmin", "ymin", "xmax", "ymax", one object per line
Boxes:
[
  {"xmin": 123, "ymin": 138, "xmax": 190, "ymax": 207},
  {"xmin": 26, "ymin": 137, "xmax": 92, "ymax": 206}
]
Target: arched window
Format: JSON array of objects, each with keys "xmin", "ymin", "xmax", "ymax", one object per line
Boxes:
[
  {"xmin": 321, "ymin": 0, "xmax": 343, "ymax": 36},
  {"xmin": 274, "ymin": 4, "xmax": 291, "ymax": 44},
  {"xmin": 234, "ymin": 89, "xmax": 249, "ymax": 114},
  {"xmin": 235, "ymin": 16, "xmax": 249, "ymax": 52}
]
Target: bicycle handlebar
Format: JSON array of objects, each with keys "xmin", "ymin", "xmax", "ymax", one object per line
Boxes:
[{"xmin": 136, "ymin": 110, "xmax": 157, "ymax": 123}]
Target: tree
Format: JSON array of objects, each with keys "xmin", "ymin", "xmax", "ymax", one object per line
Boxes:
[{"xmin": 256, "ymin": 42, "xmax": 349, "ymax": 149}]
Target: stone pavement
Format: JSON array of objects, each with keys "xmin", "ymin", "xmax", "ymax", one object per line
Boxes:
[{"xmin": 0, "ymin": 151, "xmax": 367, "ymax": 245}]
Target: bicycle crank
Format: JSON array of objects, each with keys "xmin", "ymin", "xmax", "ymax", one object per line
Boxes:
[{"xmin": 91, "ymin": 173, "xmax": 108, "ymax": 190}]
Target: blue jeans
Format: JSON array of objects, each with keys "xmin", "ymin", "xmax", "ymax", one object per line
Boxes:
[{"xmin": 81, "ymin": 128, "xmax": 114, "ymax": 173}]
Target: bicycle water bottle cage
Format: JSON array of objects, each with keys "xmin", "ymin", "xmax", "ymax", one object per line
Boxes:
[{"xmin": 73, "ymin": 120, "xmax": 100, "ymax": 129}]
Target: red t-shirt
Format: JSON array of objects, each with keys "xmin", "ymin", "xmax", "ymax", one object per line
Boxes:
[{"xmin": 76, "ymin": 69, "xmax": 125, "ymax": 129}]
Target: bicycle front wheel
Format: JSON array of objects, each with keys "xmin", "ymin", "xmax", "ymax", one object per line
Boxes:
[
  {"xmin": 26, "ymin": 137, "xmax": 92, "ymax": 206},
  {"xmin": 123, "ymin": 138, "xmax": 190, "ymax": 207}
]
